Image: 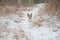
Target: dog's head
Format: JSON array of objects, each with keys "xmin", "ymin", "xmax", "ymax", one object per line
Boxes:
[{"xmin": 27, "ymin": 13, "xmax": 32, "ymax": 19}]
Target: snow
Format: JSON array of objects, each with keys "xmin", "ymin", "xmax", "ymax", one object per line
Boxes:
[{"xmin": 0, "ymin": 3, "xmax": 60, "ymax": 40}]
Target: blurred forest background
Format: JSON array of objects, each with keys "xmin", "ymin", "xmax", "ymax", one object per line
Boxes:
[
  {"xmin": 0, "ymin": 0, "xmax": 60, "ymax": 8},
  {"xmin": 0, "ymin": 0, "xmax": 60, "ymax": 16},
  {"xmin": 0, "ymin": 0, "xmax": 60, "ymax": 10},
  {"xmin": 0, "ymin": 0, "xmax": 45, "ymax": 6}
]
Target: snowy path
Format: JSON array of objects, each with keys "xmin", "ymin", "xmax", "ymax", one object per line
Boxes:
[{"xmin": 0, "ymin": 4, "xmax": 60, "ymax": 40}]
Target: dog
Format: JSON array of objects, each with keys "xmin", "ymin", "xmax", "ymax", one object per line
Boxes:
[{"xmin": 27, "ymin": 13, "xmax": 32, "ymax": 22}]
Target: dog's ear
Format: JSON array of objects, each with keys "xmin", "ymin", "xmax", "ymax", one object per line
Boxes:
[
  {"xmin": 30, "ymin": 13, "xmax": 32, "ymax": 17},
  {"xmin": 27, "ymin": 13, "xmax": 29, "ymax": 17}
]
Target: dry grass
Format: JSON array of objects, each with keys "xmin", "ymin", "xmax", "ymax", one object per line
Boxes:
[
  {"xmin": 32, "ymin": 20, "xmax": 43, "ymax": 27},
  {"xmin": 0, "ymin": 5, "xmax": 24, "ymax": 17},
  {"xmin": 13, "ymin": 29, "xmax": 30, "ymax": 40},
  {"xmin": 31, "ymin": 16, "xmax": 43, "ymax": 27},
  {"xmin": 45, "ymin": 2, "xmax": 57, "ymax": 16},
  {"xmin": 0, "ymin": 2, "xmax": 23, "ymax": 16},
  {"xmin": 0, "ymin": 3, "xmax": 5, "ymax": 7},
  {"xmin": 0, "ymin": 25, "xmax": 14, "ymax": 39},
  {"xmin": 45, "ymin": 1, "xmax": 60, "ymax": 22},
  {"xmin": 0, "ymin": 25, "xmax": 30, "ymax": 40},
  {"xmin": 45, "ymin": 0, "xmax": 60, "ymax": 16}
]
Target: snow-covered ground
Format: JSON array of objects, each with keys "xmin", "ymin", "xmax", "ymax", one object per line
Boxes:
[{"xmin": 0, "ymin": 3, "xmax": 60, "ymax": 40}]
